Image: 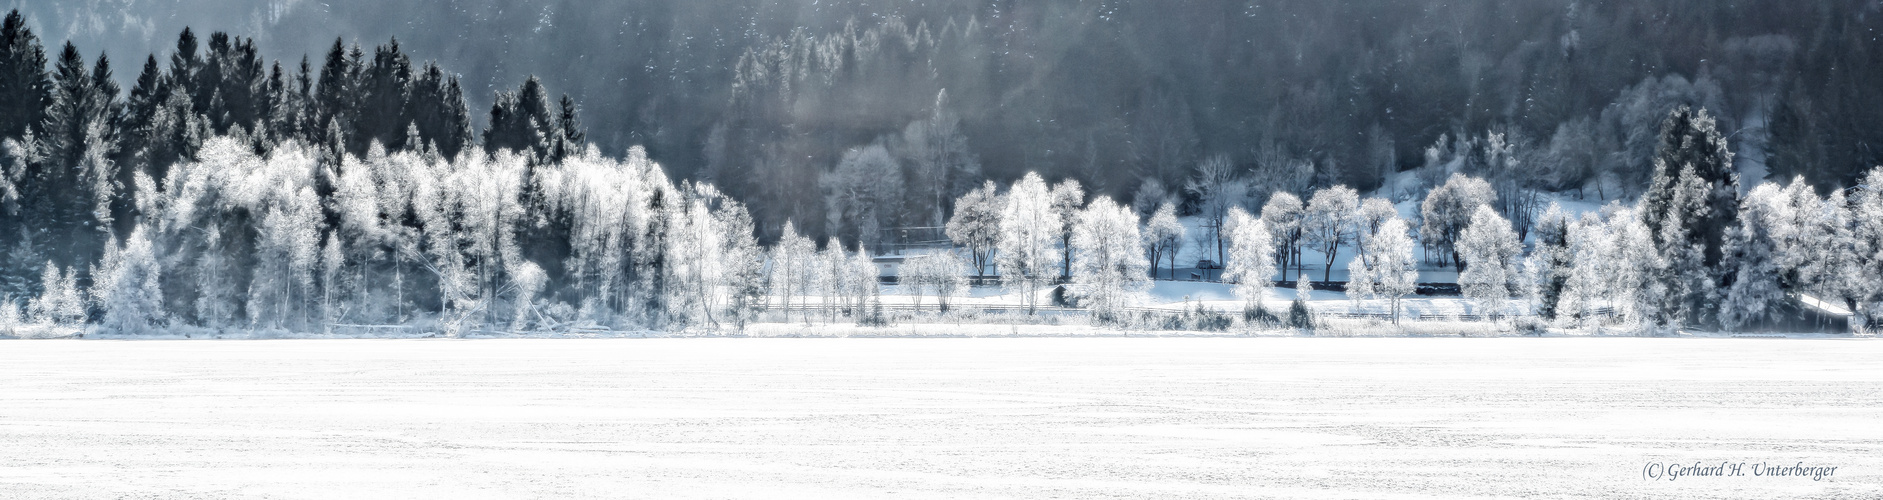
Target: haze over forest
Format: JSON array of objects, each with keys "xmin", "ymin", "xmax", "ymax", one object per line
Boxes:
[{"xmin": 26, "ymin": 0, "xmax": 1883, "ymax": 241}]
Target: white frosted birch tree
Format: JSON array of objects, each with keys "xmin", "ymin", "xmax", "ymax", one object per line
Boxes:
[
  {"xmin": 1069, "ymin": 196, "xmax": 1150, "ymax": 322},
  {"xmin": 996, "ymin": 173, "xmax": 1061, "ymax": 313}
]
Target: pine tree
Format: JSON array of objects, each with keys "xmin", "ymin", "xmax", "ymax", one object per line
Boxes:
[
  {"xmin": 549, "ymin": 93, "xmax": 584, "ymax": 163},
  {"xmin": 118, "ymin": 55, "xmax": 163, "ymax": 183},
  {"xmin": 483, "ymin": 76, "xmax": 554, "ymax": 162},
  {"xmin": 354, "ymin": 38, "xmax": 411, "ymax": 154},
  {"xmin": 31, "ymin": 43, "xmax": 116, "ymax": 272},
  {"xmin": 192, "ymin": 32, "xmax": 227, "ymax": 122},
  {"xmin": 437, "ymin": 75, "xmax": 472, "ymax": 158},
  {"xmin": 165, "ymin": 27, "xmax": 200, "ymax": 103},
  {"xmin": 1640, "ymin": 106, "xmax": 1739, "ymax": 328},
  {"xmin": 0, "ymin": 10, "xmax": 50, "ymax": 142},
  {"xmin": 314, "ymin": 38, "xmax": 357, "ymax": 149},
  {"xmin": 1532, "ymin": 203, "xmax": 1572, "ymax": 320},
  {"xmin": 41, "ymin": 43, "xmax": 91, "ymax": 171}
]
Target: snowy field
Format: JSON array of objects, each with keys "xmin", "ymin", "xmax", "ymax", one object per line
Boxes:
[{"xmin": 2, "ymin": 338, "xmax": 1879, "ymax": 499}]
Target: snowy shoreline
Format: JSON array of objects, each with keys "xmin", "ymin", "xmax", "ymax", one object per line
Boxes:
[{"xmin": 10, "ymin": 326, "xmax": 1864, "ymax": 341}]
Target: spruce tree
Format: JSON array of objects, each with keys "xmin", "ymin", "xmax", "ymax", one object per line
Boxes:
[
  {"xmin": 354, "ymin": 38, "xmax": 411, "ymax": 154},
  {"xmin": 33, "ymin": 43, "xmax": 113, "ymax": 272},
  {"xmin": 438, "ymin": 75, "xmax": 472, "ymax": 158},
  {"xmin": 121, "ymin": 56, "xmax": 163, "ymax": 155},
  {"xmin": 1640, "ymin": 106, "xmax": 1738, "ymax": 328},
  {"xmin": 550, "ymin": 93, "xmax": 584, "ymax": 163},
  {"xmin": 482, "ymin": 76, "xmax": 554, "ymax": 162},
  {"xmin": 0, "ymin": 10, "xmax": 50, "ymax": 141},
  {"xmin": 313, "ymin": 38, "xmax": 356, "ymax": 148},
  {"xmin": 1642, "ymin": 106, "xmax": 1738, "ymax": 268},
  {"xmin": 42, "ymin": 43, "xmax": 92, "ymax": 170},
  {"xmin": 165, "ymin": 27, "xmax": 200, "ymax": 98},
  {"xmin": 1532, "ymin": 204, "xmax": 1572, "ymax": 321},
  {"xmin": 194, "ymin": 32, "xmax": 228, "ymax": 129},
  {"xmin": 290, "ymin": 56, "xmax": 315, "ymax": 144}
]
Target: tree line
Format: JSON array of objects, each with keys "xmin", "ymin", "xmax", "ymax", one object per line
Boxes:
[{"xmin": 2, "ymin": 8, "xmax": 1881, "ymax": 334}]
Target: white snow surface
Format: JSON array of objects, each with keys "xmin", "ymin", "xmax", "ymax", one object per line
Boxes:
[{"xmin": 2, "ymin": 338, "xmax": 1879, "ymax": 498}]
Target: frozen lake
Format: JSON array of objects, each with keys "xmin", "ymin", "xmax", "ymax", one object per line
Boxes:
[{"xmin": 1, "ymin": 338, "xmax": 1878, "ymax": 498}]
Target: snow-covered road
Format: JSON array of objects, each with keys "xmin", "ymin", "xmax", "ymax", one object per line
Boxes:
[{"xmin": 1, "ymin": 338, "xmax": 1878, "ymax": 498}]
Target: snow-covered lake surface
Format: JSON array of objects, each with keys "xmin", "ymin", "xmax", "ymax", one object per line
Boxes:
[{"xmin": 2, "ymin": 338, "xmax": 1878, "ymax": 498}]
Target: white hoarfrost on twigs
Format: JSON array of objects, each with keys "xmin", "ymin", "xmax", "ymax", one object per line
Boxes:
[
  {"xmin": 1220, "ymin": 206, "xmax": 1274, "ymax": 313},
  {"xmin": 1069, "ymin": 196, "xmax": 1150, "ymax": 323},
  {"xmin": 996, "ymin": 172, "xmax": 1061, "ymax": 314}
]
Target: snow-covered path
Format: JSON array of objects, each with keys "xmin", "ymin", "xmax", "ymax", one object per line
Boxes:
[{"xmin": 1, "ymin": 338, "xmax": 1878, "ymax": 498}]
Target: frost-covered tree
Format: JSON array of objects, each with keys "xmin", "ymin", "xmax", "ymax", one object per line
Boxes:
[
  {"xmin": 1368, "ymin": 218, "xmax": 1419, "ymax": 324},
  {"xmin": 1069, "ymin": 196, "xmax": 1149, "ymax": 323},
  {"xmin": 1050, "ymin": 179, "xmax": 1085, "ymax": 279},
  {"xmin": 1142, "ymin": 202, "xmax": 1185, "ymax": 280},
  {"xmin": 1420, "ymin": 173, "xmax": 1495, "ymax": 269},
  {"xmin": 1608, "ymin": 208, "xmax": 1665, "ymax": 331},
  {"xmin": 713, "ymin": 197, "xmax": 765, "ymax": 331},
  {"xmin": 1720, "ymin": 183, "xmax": 1787, "ymax": 331},
  {"xmin": 1458, "ymin": 205, "xmax": 1521, "ymax": 318},
  {"xmin": 897, "ymin": 90, "xmax": 981, "ymax": 226},
  {"xmin": 1850, "ymin": 167, "xmax": 1883, "ymax": 331},
  {"xmin": 849, "ymin": 246, "xmax": 883, "ymax": 326},
  {"xmin": 408, "ymin": 151, "xmax": 480, "ymax": 335},
  {"xmin": 1303, "ymin": 185, "xmax": 1359, "ymax": 281},
  {"xmin": 318, "ymin": 234, "xmax": 344, "ymax": 332},
  {"xmin": 1530, "ymin": 203, "xmax": 1573, "ymax": 320},
  {"xmin": 903, "ymin": 251, "xmax": 968, "ymax": 313},
  {"xmin": 1560, "ymin": 212, "xmax": 1614, "ymax": 330},
  {"xmin": 1131, "ymin": 177, "xmax": 1173, "ymax": 218},
  {"xmin": 663, "ymin": 190, "xmax": 725, "ymax": 329},
  {"xmin": 1345, "ymin": 198, "xmax": 1395, "ymax": 309},
  {"xmin": 1645, "ymin": 164, "xmax": 1716, "ymax": 330},
  {"xmin": 772, "ymin": 220, "xmax": 815, "ymax": 323},
  {"xmin": 1345, "ymin": 248, "xmax": 1375, "ymax": 309},
  {"xmin": 1481, "ymin": 131, "xmax": 1543, "ymax": 242},
  {"xmin": 1185, "ymin": 154, "xmax": 1245, "ymax": 269},
  {"xmin": 1642, "ymin": 106, "xmax": 1739, "ymax": 270},
  {"xmin": 27, "ymin": 263, "xmax": 82, "ymax": 325},
  {"xmin": 818, "ymin": 237, "xmax": 847, "ymax": 324},
  {"xmin": 507, "ymin": 261, "xmax": 546, "ymax": 331},
  {"xmin": 945, "ymin": 180, "xmax": 1002, "ymax": 278},
  {"xmin": 823, "ymin": 143, "xmax": 903, "ymax": 249},
  {"xmin": 1221, "ymin": 206, "xmax": 1274, "ymax": 314},
  {"xmin": 1350, "ymin": 197, "xmax": 1399, "ymax": 272},
  {"xmin": 1289, "ymin": 273, "xmax": 1314, "ymax": 330},
  {"xmin": 996, "ymin": 173, "xmax": 1061, "ymax": 314},
  {"xmin": 0, "ymin": 294, "xmax": 20, "ymax": 336},
  {"xmin": 1791, "ymin": 185, "xmax": 1860, "ymax": 326},
  {"xmin": 1260, "ymin": 192, "xmax": 1305, "ymax": 281},
  {"xmin": 94, "ymin": 227, "xmax": 164, "ymax": 334}
]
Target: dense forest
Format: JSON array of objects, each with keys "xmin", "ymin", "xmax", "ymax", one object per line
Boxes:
[
  {"xmin": 1, "ymin": 2, "xmax": 1882, "ymax": 335},
  {"xmin": 27, "ymin": 0, "xmax": 1883, "ymax": 242}
]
